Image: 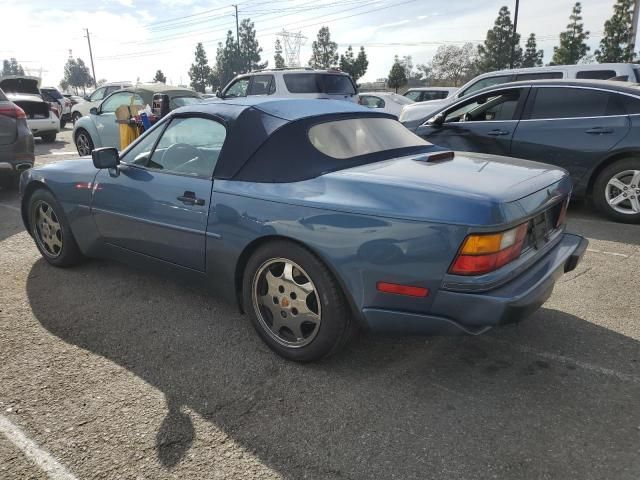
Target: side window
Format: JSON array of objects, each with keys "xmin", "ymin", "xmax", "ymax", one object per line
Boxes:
[
  {"xmin": 247, "ymin": 75, "xmax": 274, "ymax": 96},
  {"xmin": 444, "ymin": 89, "xmax": 522, "ymax": 123},
  {"xmin": 576, "ymin": 70, "xmax": 616, "ymax": 80},
  {"xmin": 404, "ymin": 91, "xmax": 421, "ymax": 101},
  {"xmin": 529, "ymin": 88, "xmax": 624, "ymax": 119},
  {"xmin": 360, "ymin": 96, "xmax": 384, "ymax": 108},
  {"xmin": 122, "ymin": 123, "xmax": 164, "ymax": 163},
  {"xmin": 147, "ymin": 117, "xmax": 226, "ymax": 177},
  {"xmin": 422, "ymin": 90, "xmax": 449, "ymax": 101},
  {"xmin": 620, "ymin": 94, "xmax": 640, "ymax": 115},
  {"xmin": 460, "ymin": 75, "xmax": 512, "ymax": 97},
  {"xmin": 514, "ymin": 72, "xmax": 563, "ymax": 81},
  {"xmin": 105, "ymin": 85, "xmax": 123, "ymax": 95},
  {"xmin": 224, "ymin": 78, "xmax": 249, "ymax": 98},
  {"xmin": 89, "ymin": 87, "xmax": 106, "ymax": 102},
  {"xmin": 101, "ymin": 92, "xmax": 143, "ymax": 113}
]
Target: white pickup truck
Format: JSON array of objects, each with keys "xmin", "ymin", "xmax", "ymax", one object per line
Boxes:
[{"xmin": 0, "ymin": 76, "xmax": 59, "ymax": 142}]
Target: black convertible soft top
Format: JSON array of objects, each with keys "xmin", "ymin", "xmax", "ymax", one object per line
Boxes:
[{"xmin": 171, "ymin": 98, "xmax": 437, "ymax": 183}]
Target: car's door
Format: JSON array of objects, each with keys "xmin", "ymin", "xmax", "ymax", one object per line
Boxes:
[
  {"xmin": 415, "ymin": 87, "xmax": 529, "ymax": 156},
  {"xmin": 91, "ymin": 115, "xmax": 227, "ymax": 271},
  {"xmin": 510, "ymin": 86, "xmax": 630, "ymax": 184},
  {"xmin": 92, "ymin": 91, "xmax": 144, "ymax": 149}
]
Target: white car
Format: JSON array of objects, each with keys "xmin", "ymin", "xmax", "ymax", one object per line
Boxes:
[
  {"xmin": 71, "ymin": 81, "xmax": 131, "ymax": 124},
  {"xmin": 41, "ymin": 87, "xmax": 72, "ymax": 128},
  {"xmin": 399, "ymin": 62, "xmax": 640, "ymax": 127},
  {"xmin": 0, "ymin": 76, "xmax": 59, "ymax": 142},
  {"xmin": 358, "ymin": 92, "xmax": 413, "ymax": 118},
  {"xmin": 218, "ymin": 68, "xmax": 358, "ymax": 102}
]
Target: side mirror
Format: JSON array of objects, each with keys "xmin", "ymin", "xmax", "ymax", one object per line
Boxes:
[
  {"xmin": 89, "ymin": 107, "xmax": 99, "ymax": 115},
  {"xmin": 215, "ymin": 89, "xmax": 222, "ymax": 98},
  {"xmin": 92, "ymin": 147, "xmax": 119, "ymax": 169},
  {"xmin": 427, "ymin": 114, "xmax": 444, "ymax": 127}
]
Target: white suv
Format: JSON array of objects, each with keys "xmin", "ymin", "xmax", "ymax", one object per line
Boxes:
[
  {"xmin": 71, "ymin": 81, "xmax": 131, "ymax": 124},
  {"xmin": 218, "ymin": 68, "xmax": 358, "ymax": 102}
]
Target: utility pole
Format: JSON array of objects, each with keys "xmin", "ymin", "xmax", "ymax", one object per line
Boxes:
[
  {"xmin": 510, "ymin": 0, "xmax": 520, "ymax": 69},
  {"xmin": 631, "ymin": 0, "xmax": 640, "ymax": 52},
  {"xmin": 84, "ymin": 28, "xmax": 97, "ymax": 88},
  {"xmin": 233, "ymin": 5, "xmax": 240, "ymax": 47}
]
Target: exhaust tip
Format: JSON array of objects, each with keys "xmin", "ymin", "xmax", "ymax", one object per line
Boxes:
[{"xmin": 16, "ymin": 163, "xmax": 32, "ymax": 172}]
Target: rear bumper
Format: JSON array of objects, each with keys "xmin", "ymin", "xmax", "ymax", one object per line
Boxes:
[
  {"xmin": 27, "ymin": 115, "xmax": 60, "ymax": 136},
  {"xmin": 0, "ymin": 135, "xmax": 35, "ymax": 177},
  {"xmin": 361, "ymin": 233, "xmax": 588, "ymax": 335}
]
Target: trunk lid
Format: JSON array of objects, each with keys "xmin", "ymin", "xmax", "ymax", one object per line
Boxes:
[
  {"xmin": 0, "ymin": 76, "xmax": 41, "ymax": 96},
  {"xmin": 321, "ymin": 151, "xmax": 570, "ymax": 226}
]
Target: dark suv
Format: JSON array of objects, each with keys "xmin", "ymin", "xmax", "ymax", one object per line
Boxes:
[
  {"xmin": 408, "ymin": 79, "xmax": 640, "ymax": 223},
  {"xmin": 0, "ymin": 87, "xmax": 34, "ymax": 189}
]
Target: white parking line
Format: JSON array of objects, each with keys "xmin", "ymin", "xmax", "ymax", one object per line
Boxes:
[
  {"xmin": 50, "ymin": 152, "xmax": 78, "ymax": 156},
  {"xmin": 0, "ymin": 204, "xmax": 20, "ymax": 212},
  {"xmin": 587, "ymin": 248, "xmax": 629, "ymax": 258},
  {"xmin": 485, "ymin": 338, "xmax": 640, "ymax": 385},
  {"xmin": 0, "ymin": 414, "xmax": 78, "ymax": 480}
]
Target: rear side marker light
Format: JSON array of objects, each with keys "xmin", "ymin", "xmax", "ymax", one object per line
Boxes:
[
  {"xmin": 376, "ymin": 282, "xmax": 429, "ymax": 297},
  {"xmin": 449, "ymin": 223, "xmax": 528, "ymax": 276}
]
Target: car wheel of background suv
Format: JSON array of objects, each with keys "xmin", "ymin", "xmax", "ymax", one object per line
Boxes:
[
  {"xmin": 593, "ymin": 157, "xmax": 640, "ymax": 224},
  {"xmin": 41, "ymin": 133, "xmax": 56, "ymax": 143}
]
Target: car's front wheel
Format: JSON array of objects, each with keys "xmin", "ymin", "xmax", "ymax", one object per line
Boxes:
[
  {"xmin": 243, "ymin": 241, "xmax": 354, "ymax": 362},
  {"xmin": 75, "ymin": 129, "xmax": 94, "ymax": 156},
  {"xmin": 593, "ymin": 158, "xmax": 640, "ymax": 223},
  {"xmin": 28, "ymin": 188, "xmax": 84, "ymax": 267}
]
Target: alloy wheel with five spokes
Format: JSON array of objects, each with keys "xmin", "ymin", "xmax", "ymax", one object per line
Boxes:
[{"xmin": 605, "ymin": 169, "xmax": 640, "ymax": 215}]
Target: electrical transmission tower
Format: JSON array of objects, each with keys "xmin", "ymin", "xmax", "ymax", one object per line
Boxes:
[{"xmin": 277, "ymin": 30, "xmax": 307, "ymax": 67}]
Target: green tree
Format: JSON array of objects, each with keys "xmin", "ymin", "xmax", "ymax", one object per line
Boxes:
[
  {"xmin": 153, "ymin": 70, "xmax": 167, "ymax": 83},
  {"xmin": 62, "ymin": 58, "xmax": 93, "ymax": 95},
  {"xmin": 427, "ymin": 43, "xmax": 478, "ymax": 86},
  {"xmin": 274, "ymin": 39, "xmax": 285, "ymax": 68},
  {"xmin": 387, "ymin": 56, "xmax": 407, "ymax": 93},
  {"xmin": 477, "ymin": 6, "xmax": 522, "ymax": 73},
  {"xmin": 213, "ymin": 31, "xmax": 242, "ymax": 89},
  {"xmin": 551, "ymin": 2, "xmax": 590, "ymax": 65},
  {"xmin": 339, "ymin": 46, "xmax": 369, "ymax": 82},
  {"xmin": 238, "ymin": 19, "xmax": 266, "ymax": 73},
  {"xmin": 309, "ymin": 26, "xmax": 339, "ymax": 68},
  {"xmin": 595, "ymin": 0, "xmax": 636, "ymax": 63},
  {"xmin": 522, "ymin": 33, "xmax": 544, "ymax": 67},
  {"xmin": 189, "ymin": 42, "xmax": 212, "ymax": 93},
  {"xmin": 2, "ymin": 58, "xmax": 25, "ymax": 77}
]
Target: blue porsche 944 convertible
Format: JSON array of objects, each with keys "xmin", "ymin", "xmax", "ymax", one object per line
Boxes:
[{"xmin": 19, "ymin": 98, "xmax": 587, "ymax": 362}]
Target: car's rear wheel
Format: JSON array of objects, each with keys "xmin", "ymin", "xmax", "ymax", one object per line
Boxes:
[
  {"xmin": 60, "ymin": 119, "xmax": 67, "ymax": 129},
  {"xmin": 243, "ymin": 241, "xmax": 354, "ymax": 362},
  {"xmin": 593, "ymin": 158, "xmax": 640, "ymax": 223},
  {"xmin": 72, "ymin": 112, "xmax": 82, "ymax": 125},
  {"xmin": 28, "ymin": 189, "xmax": 84, "ymax": 267},
  {"xmin": 75, "ymin": 129, "xmax": 94, "ymax": 156},
  {"xmin": 41, "ymin": 133, "xmax": 56, "ymax": 143}
]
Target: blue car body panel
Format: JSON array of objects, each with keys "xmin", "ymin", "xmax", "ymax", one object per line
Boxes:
[{"xmin": 21, "ymin": 99, "xmax": 586, "ymax": 335}]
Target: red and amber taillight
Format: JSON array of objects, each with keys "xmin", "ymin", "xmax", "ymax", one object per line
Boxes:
[
  {"xmin": 449, "ymin": 223, "xmax": 528, "ymax": 276},
  {"xmin": 0, "ymin": 104, "xmax": 26, "ymax": 119}
]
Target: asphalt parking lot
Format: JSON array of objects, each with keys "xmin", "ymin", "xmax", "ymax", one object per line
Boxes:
[{"xmin": 0, "ymin": 128, "xmax": 639, "ymax": 479}]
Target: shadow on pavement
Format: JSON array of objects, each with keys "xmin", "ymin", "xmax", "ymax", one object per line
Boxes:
[
  {"xmin": 26, "ymin": 258, "xmax": 640, "ymax": 479},
  {"xmin": 0, "ymin": 187, "xmax": 24, "ymax": 242},
  {"xmin": 567, "ymin": 200, "xmax": 640, "ymax": 246}
]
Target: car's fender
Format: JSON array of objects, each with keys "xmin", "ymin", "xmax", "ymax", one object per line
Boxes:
[{"xmin": 73, "ymin": 116, "xmax": 102, "ymax": 149}]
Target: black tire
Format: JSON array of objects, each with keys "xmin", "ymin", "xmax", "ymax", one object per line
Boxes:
[
  {"xmin": 41, "ymin": 133, "xmax": 56, "ymax": 143},
  {"xmin": 75, "ymin": 129, "xmax": 94, "ymax": 156},
  {"xmin": 242, "ymin": 240, "xmax": 354, "ymax": 362},
  {"xmin": 27, "ymin": 188, "xmax": 84, "ymax": 267},
  {"xmin": 72, "ymin": 112, "xmax": 82, "ymax": 125},
  {"xmin": 592, "ymin": 157, "xmax": 640, "ymax": 224},
  {"xmin": 60, "ymin": 119, "xmax": 67, "ymax": 129}
]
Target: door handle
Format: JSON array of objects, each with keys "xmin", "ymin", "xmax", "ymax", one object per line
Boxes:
[
  {"xmin": 487, "ymin": 129, "xmax": 510, "ymax": 136},
  {"xmin": 177, "ymin": 191, "xmax": 205, "ymax": 206},
  {"xmin": 585, "ymin": 127, "xmax": 613, "ymax": 134}
]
